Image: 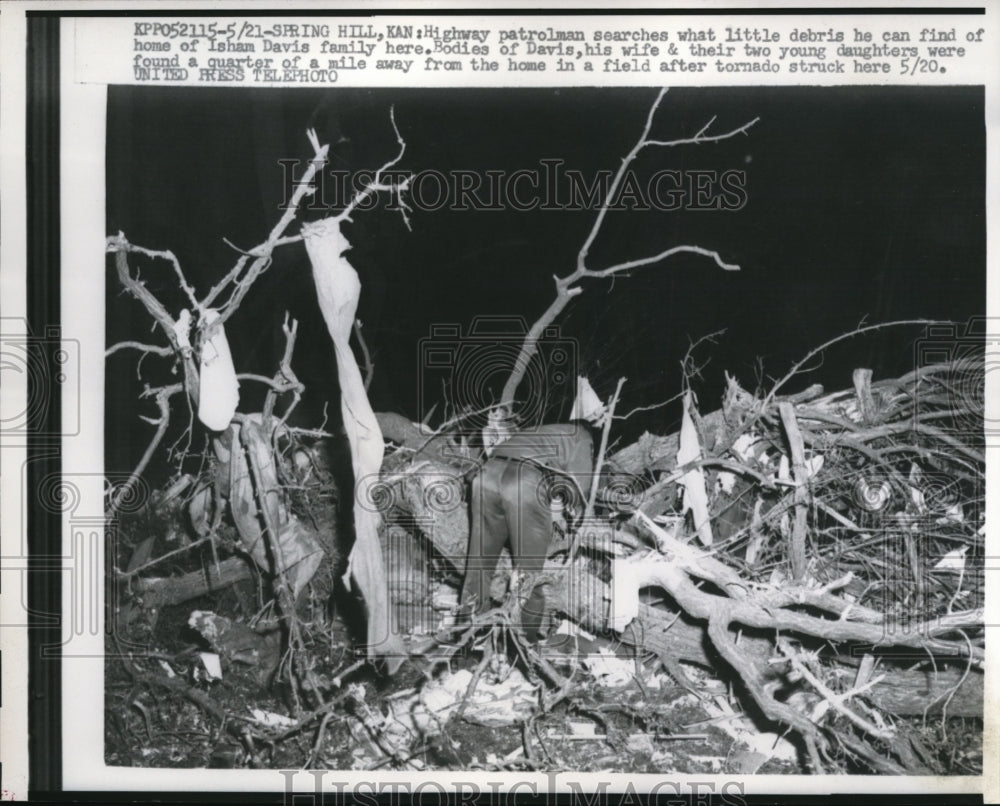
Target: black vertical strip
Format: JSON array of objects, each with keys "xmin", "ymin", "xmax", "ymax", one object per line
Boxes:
[{"xmin": 26, "ymin": 14, "xmax": 62, "ymax": 798}]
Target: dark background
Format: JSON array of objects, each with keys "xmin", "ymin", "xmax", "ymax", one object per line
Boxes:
[{"xmin": 105, "ymin": 85, "xmax": 985, "ymax": 476}]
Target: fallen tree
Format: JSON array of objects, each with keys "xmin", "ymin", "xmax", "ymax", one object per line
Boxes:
[
  {"xmin": 363, "ymin": 93, "xmax": 984, "ymax": 774},
  {"xmin": 104, "ymin": 89, "xmax": 983, "ymax": 773},
  {"xmin": 385, "ymin": 350, "xmax": 984, "ymax": 772}
]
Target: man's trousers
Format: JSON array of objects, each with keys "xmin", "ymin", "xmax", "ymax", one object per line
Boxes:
[{"xmin": 460, "ymin": 456, "xmax": 553, "ymax": 639}]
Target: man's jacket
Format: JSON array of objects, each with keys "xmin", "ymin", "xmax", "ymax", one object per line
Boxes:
[{"xmin": 488, "ymin": 423, "xmax": 594, "ymax": 508}]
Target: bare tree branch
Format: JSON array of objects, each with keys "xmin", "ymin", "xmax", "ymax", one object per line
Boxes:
[
  {"xmin": 586, "ymin": 377, "xmax": 625, "ymax": 519},
  {"xmin": 335, "ymin": 106, "xmax": 412, "ymax": 229},
  {"xmin": 209, "ymin": 135, "xmax": 331, "ymax": 324},
  {"xmin": 106, "ymin": 239, "xmax": 186, "ymax": 352},
  {"xmin": 108, "ymin": 382, "xmax": 183, "ymax": 514},
  {"xmin": 265, "ymin": 314, "xmax": 305, "ymax": 435},
  {"xmin": 105, "ymin": 340, "xmax": 174, "ymax": 358},
  {"xmin": 500, "ymin": 89, "xmax": 758, "ymax": 410}
]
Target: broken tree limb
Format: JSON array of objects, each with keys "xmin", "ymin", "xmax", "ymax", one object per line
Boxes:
[
  {"xmin": 135, "ymin": 556, "xmax": 254, "ymax": 610},
  {"xmin": 585, "ymin": 377, "xmax": 625, "ymax": 519},
  {"xmin": 545, "ymin": 563, "xmax": 982, "ymax": 718},
  {"xmin": 778, "ymin": 402, "xmax": 809, "ymax": 581},
  {"xmin": 627, "ymin": 551, "xmax": 981, "ymax": 661},
  {"xmin": 862, "ymin": 665, "xmax": 982, "ymax": 717},
  {"xmin": 677, "ymin": 392, "xmax": 714, "ymax": 546}
]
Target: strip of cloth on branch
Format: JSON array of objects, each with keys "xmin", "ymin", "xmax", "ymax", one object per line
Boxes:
[{"xmin": 304, "ymin": 217, "xmax": 404, "ymax": 672}]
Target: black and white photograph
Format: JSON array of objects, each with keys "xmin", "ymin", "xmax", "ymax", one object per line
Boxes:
[
  {"xmin": 102, "ymin": 83, "xmax": 984, "ymax": 776},
  {"xmin": 1, "ymin": 4, "xmax": 997, "ymax": 802}
]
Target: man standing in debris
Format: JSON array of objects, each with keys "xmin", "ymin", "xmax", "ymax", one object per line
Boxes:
[{"xmin": 460, "ymin": 418, "xmax": 596, "ymax": 641}]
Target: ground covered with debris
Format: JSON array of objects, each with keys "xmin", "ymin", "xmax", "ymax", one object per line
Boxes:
[{"xmin": 105, "ymin": 353, "xmax": 984, "ymax": 775}]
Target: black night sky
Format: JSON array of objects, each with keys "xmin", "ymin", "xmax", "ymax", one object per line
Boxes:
[{"xmin": 106, "ymin": 85, "xmax": 984, "ymax": 475}]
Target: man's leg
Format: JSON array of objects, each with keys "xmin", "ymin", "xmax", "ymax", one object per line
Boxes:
[
  {"xmin": 501, "ymin": 462, "xmax": 554, "ymax": 640},
  {"xmin": 460, "ymin": 461, "xmax": 510, "ymax": 614}
]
